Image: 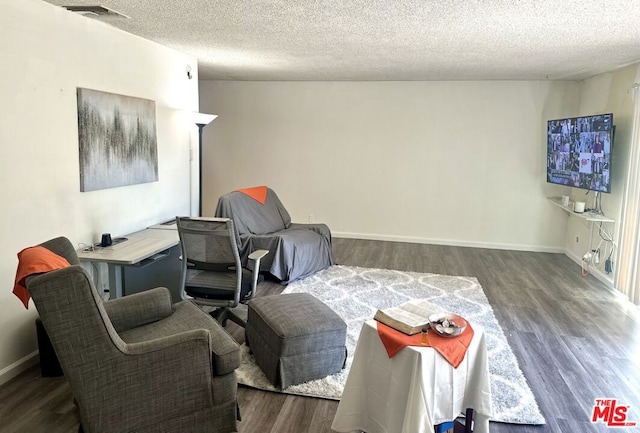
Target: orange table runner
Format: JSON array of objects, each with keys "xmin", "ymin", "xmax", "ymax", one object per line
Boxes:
[{"xmin": 376, "ymin": 321, "xmax": 474, "ymax": 368}]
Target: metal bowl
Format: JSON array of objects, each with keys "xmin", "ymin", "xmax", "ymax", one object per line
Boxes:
[{"xmin": 428, "ymin": 313, "xmax": 467, "ymax": 338}]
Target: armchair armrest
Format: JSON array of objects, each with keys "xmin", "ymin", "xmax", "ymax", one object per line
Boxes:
[
  {"xmin": 103, "ymin": 287, "xmax": 173, "ymax": 333},
  {"xmin": 290, "ymin": 222, "xmax": 332, "ymax": 237},
  {"xmin": 82, "ymin": 329, "xmax": 218, "ymax": 432},
  {"xmin": 178, "ymin": 300, "xmax": 241, "ymax": 374},
  {"xmin": 121, "ymin": 327, "xmax": 210, "ymax": 355}
]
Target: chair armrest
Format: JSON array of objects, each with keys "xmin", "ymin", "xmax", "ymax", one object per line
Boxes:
[
  {"xmin": 289, "ymin": 222, "xmax": 331, "ymax": 235},
  {"xmin": 248, "ymin": 249, "xmax": 269, "ymax": 261},
  {"xmin": 208, "ymin": 324, "xmax": 242, "ymax": 374},
  {"xmin": 248, "ymin": 249, "xmax": 269, "ymax": 291},
  {"xmin": 103, "ymin": 287, "xmax": 173, "ymax": 333},
  {"xmin": 121, "ymin": 328, "xmax": 211, "ymax": 355},
  {"xmin": 178, "ymin": 300, "xmax": 241, "ymax": 374}
]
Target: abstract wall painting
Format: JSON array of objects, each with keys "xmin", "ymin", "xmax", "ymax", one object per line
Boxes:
[{"xmin": 77, "ymin": 88, "xmax": 158, "ymax": 192}]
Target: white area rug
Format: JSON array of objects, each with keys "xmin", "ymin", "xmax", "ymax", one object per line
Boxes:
[{"xmin": 236, "ymin": 265, "xmax": 545, "ymax": 425}]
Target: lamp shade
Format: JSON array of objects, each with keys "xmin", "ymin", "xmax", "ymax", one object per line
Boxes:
[
  {"xmin": 192, "ymin": 112, "xmax": 217, "ymax": 217},
  {"xmin": 193, "ymin": 112, "xmax": 217, "ymax": 126}
]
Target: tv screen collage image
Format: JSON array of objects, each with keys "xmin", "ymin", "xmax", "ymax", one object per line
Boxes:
[{"xmin": 547, "ymin": 113, "xmax": 613, "ymax": 193}]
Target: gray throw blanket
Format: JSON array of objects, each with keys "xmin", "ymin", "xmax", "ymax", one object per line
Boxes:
[{"xmin": 215, "ymin": 188, "xmax": 334, "ymax": 283}]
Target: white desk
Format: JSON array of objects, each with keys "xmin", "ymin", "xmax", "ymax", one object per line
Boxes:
[
  {"xmin": 332, "ymin": 320, "xmax": 492, "ymax": 433},
  {"xmin": 78, "ymin": 227, "xmax": 180, "ymax": 298},
  {"xmin": 148, "ymin": 220, "xmax": 178, "ymax": 230}
]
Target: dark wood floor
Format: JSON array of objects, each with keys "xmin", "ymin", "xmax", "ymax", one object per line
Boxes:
[{"xmin": 1, "ymin": 238, "xmax": 639, "ymax": 433}]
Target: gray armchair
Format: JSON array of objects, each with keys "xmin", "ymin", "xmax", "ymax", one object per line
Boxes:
[
  {"xmin": 26, "ymin": 237, "xmax": 240, "ymax": 433},
  {"xmin": 215, "ymin": 187, "xmax": 334, "ymax": 283}
]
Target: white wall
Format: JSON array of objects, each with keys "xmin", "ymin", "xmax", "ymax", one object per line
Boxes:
[
  {"xmin": 199, "ymin": 80, "xmax": 579, "ymax": 251},
  {"xmin": 563, "ymin": 64, "xmax": 639, "ymax": 282},
  {"xmin": 0, "ymin": 0, "xmax": 199, "ymax": 383}
]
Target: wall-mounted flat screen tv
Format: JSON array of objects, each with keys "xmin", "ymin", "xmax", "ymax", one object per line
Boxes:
[{"xmin": 547, "ymin": 113, "xmax": 613, "ymax": 193}]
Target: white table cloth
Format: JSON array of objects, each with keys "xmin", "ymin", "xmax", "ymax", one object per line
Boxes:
[{"xmin": 332, "ymin": 320, "xmax": 492, "ymax": 433}]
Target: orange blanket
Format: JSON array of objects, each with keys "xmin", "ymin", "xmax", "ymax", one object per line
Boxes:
[
  {"xmin": 376, "ymin": 321, "xmax": 474, "ymax": 368},
  {"xmin": 236, "ymin": 185, "xmax": 268, "ymax": 205},
  {"xmin": 13, "ymin": 246, "xmax": 71, "ymax": 309}
]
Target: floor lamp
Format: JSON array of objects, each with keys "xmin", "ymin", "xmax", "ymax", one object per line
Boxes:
[{"xmin": 193, "ymin": 112, "xmax": 217, "ymax": 217}]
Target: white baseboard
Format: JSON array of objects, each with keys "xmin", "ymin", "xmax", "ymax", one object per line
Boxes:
[
  {"xmin": 333, "ymin": 232, "xmax": 618, "ymax": 289},
  {"xmin": 0, "ymin": 350, "xmax": 39, "ymax": 387},
  {"xmin": 333, "ymin": 231, "xmax": 564, "ymax": 253}
]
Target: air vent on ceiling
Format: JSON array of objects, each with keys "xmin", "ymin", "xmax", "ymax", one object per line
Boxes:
[{"xmin": 63, "ymin": 5, "xmax": 129, "ymax": 18}]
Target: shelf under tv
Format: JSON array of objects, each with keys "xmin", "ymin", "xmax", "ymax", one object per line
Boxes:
[{"xmin": 548, "ymin": 197, "xmax": 614, "ymax": 223}]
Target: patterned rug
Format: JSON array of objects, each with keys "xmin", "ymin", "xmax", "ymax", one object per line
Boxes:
[{"xmin": 236, "ymin": 265, "xmax": 546, "ymax": 425}]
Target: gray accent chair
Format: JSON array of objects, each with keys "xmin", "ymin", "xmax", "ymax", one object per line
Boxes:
[
  {"xmin": 176, "ymin": 217, "xmax": 268, "ymax": 327},
  {"xmin": 214, "ymin": 187, "xmax": 334, "ymax": 283},
  {"xmin": 26, "ymin": 236, "xmax": 241, "ymax": 433}
]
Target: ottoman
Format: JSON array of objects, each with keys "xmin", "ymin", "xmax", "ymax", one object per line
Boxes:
[{"xmin": 245, "ymin": 293, "xmax": 347, "ymax": 388}]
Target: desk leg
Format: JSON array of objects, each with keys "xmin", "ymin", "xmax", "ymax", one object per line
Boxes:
[{"xmin": 107, "ymin": 264, "xmax": 125, "ymax": 298}]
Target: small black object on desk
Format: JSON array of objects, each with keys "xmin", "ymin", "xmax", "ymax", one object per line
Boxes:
[{"xmin": 100, "ymin": 233, "xmax": 112, "ymax": 247}]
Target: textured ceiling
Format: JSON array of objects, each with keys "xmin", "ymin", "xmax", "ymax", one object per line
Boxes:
[{"xmin": 41, "ymin": 0, "xmax": 640, "ymax": 81}]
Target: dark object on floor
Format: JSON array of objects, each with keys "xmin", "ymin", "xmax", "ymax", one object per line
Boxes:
[
  {"xmin": 454, "ymin": 408, "xmax": 474, "ymax": 433},
  {"xmin": 36, "ymin": 318, "xmax": 63, "ymax": 377}
]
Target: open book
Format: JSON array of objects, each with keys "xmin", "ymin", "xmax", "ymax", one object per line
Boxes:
[{"xmin": 374, "ymin": 299, "xmax": 444, "ymax": 335}]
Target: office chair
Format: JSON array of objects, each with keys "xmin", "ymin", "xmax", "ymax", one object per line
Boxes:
[{"xmin": 176, "ymin": 217, "xmax": 268, "ymax": 327}]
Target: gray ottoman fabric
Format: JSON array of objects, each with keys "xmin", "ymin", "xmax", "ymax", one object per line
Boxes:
[{"xmin": 245, "ymin": 293, "xmax": 347, "ymax": 388}]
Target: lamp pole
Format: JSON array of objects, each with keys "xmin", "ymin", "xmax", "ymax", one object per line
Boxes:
[
  {"xmin": 196, "ymin": 122, "xmax": 206, "ymax": 217},
  {"xmin": 192, "ymin": 113, "xmax": 217, "ymax": 217}
]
